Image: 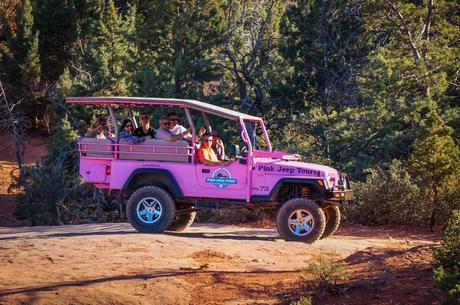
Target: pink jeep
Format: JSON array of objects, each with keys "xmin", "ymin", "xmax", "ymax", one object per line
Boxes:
[{"xmin": 68, "ymin": 97, "xmax": 353, "ymax": 243}]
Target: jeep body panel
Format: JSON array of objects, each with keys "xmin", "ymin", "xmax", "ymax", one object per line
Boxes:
[{"xmin": 70, "ymin": 96, "xmax": 353, "ymax": 205}]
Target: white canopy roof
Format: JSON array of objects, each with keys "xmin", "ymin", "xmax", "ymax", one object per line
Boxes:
[{"xmin": 66, "ymin": 96, "xmax": 262, "ymax": 122}]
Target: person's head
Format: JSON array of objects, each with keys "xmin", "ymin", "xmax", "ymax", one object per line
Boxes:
[
  {"xmin": 200, "ymin": 133, "xmax": 213, "ymax": 149},
  {"xmin": 139, "ymin": 112, "xmax": 150, "ymax": 128},
  {"xmin": 210, "ymin": 131, "xmax": 220, "ymax": 145},
  {"xmin": 159, "ymin": 116, "xmax": 170, "ymax": 129},
  {"xmin": 92, "ymin": 116, "xmax": 107, "ymax": 133},
  {"xmin": 121, "ymin": 119, "xmax": 134, "ymax": 134},
  {"xmin": 167, "ymin": 112, "xmax": 179, "ymax": 128}
]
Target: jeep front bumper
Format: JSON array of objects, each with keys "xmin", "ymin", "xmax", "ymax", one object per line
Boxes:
[{"xmin": 325, "ymin": 189, "xmax": 354, "ymax": 203}]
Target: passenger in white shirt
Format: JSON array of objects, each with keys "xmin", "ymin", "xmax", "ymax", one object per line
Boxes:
[
  {"xmin": 155, "ymin": 116, "xmax": 191, "ymax": 142},
  {"xmin": 167, "ymin": 112, "xmax": 192, "ymax": 140}
]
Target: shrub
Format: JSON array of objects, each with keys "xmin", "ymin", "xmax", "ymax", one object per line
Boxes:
[
  {"xmin": 433, "ymin": 210, "xmax": 460, "ymax": 305},
  {"xmin": 304, "ymin": 251, "xmax": 349, "ymax": 294},
  {"xmin": 14, "ymin": 117, "xmax": 119, "ymax": 225},
  {"xmin": 290, "ymin": 296, "xmax": 312, "ymax": 305}
]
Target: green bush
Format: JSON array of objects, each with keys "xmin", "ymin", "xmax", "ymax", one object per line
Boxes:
[
  {"xmin": 344, "ymin": 160, "xmax": 427, "ymax": 225},
  {"xmin": 304, "ymin": 251, "xmax": 349, "ymax": 293},
  {"xmin": 14, "ymin": 117, "xmax": 119, "ymax": 225},
  {"xmin": 433, "ymin": 210, "xmax": 460, "ymax": 305},
  {"xmin": 290, "ymin": 296, "xmax": 312, "ymax": 305}
]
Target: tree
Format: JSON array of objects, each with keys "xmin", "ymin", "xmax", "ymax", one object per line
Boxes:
[
  {"xmin": 71, "ymin": 0, "xmax": 136, "ymax": 96},
  {"xmin": 219, "ymin": 0, "xmax": 283, "ymax": 115},
  {"xmin": 409, "ymin": 104, "xmax": 460, "ymax": 228},
  {"xmin": 356, "ymin": 0, "xmax": 459, "ymax": 172},
  {"xmin": 135, "ymin": 0, "xmax": 223, "ymax": 98},
  {"xmin": 0, "ymin": 0, "xmax": 43, "ymax": 126},
  {"xmin": 275, "ymin": 0, "xmax": 366, "ymax": 167}
]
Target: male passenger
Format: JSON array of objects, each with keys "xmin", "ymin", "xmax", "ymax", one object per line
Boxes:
[
  {"xmin": 133, "ymin": 112, "xmax": 155, "ymax": 138},
  {"xmin": 167, "ymin": 112, "xmax": 192, "ymax": 141},
  {"xmin": 155, "ymin": 116, "xmax": 192, "ymax": 142}
]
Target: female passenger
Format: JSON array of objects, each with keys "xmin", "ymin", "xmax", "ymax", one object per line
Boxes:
[{"xmin": 119, "ymin": 119, "xmax": 145, "ymax": 144}]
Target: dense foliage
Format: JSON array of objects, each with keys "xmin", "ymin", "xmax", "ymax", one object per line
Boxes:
[
  {"xmin": 0, "ymin": 0, "xmax": 459, "ymax": 225},
  {"xmin": 433, "ymin": 210, "xmax": 460, "ymax": 304}
]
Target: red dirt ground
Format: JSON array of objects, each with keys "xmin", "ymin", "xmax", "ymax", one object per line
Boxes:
[{"xmin": 0, "ymin": 134, "xmax": 446, "ymax": 305}]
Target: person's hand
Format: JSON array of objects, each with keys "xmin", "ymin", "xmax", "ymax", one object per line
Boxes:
[
  {"xmin": 186, "ymin": 126, "xmax": 193, "ymax": 134},
  {"xmin": 216, "ymin": 139, "xmax": 224, "ymax": 148},
  {"xmin": 198, "ymin": 127, "xmax": 206, "ymax": 137}
]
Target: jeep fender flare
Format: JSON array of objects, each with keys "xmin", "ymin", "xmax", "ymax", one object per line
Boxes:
[
  {"xmin": 251, "ymin": 178, "xmax": 327, "ymax": 202},
  {"xmin": 122, "ymin": 168, "xmax": 183, "ymax": 197}
]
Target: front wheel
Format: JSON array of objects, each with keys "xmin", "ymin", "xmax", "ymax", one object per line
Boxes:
[
  {"xmin": 276, "ymin": 198, "xmax": 326, "ymax": 243},
  {"xmin": 127, "ymin": 186, "xmax": 176, "ymax": 233}
]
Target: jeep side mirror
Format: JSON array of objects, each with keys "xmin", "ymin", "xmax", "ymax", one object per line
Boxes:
[{"xmin": 229, "ymin": 144, "xmax": 240, "ymax": 156}]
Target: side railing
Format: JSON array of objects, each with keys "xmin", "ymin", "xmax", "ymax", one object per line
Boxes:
[{"xmin": 77, "ymin": 139, "xmax": 195, "ymax": 162}]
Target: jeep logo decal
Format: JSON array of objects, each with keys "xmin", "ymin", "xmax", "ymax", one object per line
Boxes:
[{"xmin": 205, "ymin": 167, "xmax": 237, "ymax": 189}]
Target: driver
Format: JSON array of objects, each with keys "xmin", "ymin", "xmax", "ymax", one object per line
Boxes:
[{"xmin": 197, "ymin": 133, "xmax": 228, "ymax": 165}]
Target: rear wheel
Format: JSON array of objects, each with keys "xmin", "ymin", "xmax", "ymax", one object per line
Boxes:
[
  {"xmin": 276, "ymin": 198, "xmax": 326, "ymax": 243},
  {"xmin": 321, "ymin": 205, "xmax": 341, "ymax": 239},
  {"xmin": 167, "ymin": 211, "xmax": 196, "ymax": 232},
  {"xmin": 127, "ymin": 186, "xmax": 176, "ymax": 233}
]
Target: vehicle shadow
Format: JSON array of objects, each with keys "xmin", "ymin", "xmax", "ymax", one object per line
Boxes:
[
  {"xmin": 0, "ymin": 269, "xmax": 300, "ymax": 297},
  {"xmin": 162, "ymin": 230, "xmax": 279, "ymax": 241},
  {"xmin": 0, "ymin": 223, "xmax": 280, "ymax": 242}
]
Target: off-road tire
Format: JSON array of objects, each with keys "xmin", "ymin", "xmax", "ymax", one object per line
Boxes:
[
  {"xmin": 276, "ymin": 198, "xmax": 326, "ymax": 243},
  {"xmin": 321, "ymin": 205, "xmax": 341, "ymax": 239},
  {"xmin": 127, "ymin": 186, "xmax": 176, "ymax": 233},
  {"xmin": 167, "ymin": 211, "xmax": 196, "ymax": 232}
]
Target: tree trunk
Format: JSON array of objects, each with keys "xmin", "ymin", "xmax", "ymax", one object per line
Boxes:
[{"xmin": 429, "ymin": 185, "xmax": 438, "ymax": 231}]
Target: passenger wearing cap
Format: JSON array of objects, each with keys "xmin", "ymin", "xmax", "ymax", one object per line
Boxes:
[{"xmin": 210, "ymin": 131, "xmax": 225, "ymax": 161}]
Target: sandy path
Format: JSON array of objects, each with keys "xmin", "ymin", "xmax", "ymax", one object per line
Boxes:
[{"xmin": 0, "ymin": 223, "xmax": 439, "ymax": 305}]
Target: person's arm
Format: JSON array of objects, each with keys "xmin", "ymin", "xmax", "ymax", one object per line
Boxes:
[
  {"xmin": 169, "ymin": 127, "xmax": 192, "ymax": 142},
  {"xmin": 216, "ymin": 139, "xmax": 225, "ymax": 161}
]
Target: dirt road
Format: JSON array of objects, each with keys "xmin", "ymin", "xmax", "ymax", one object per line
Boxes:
[{"xmin": 0, "ymin": 223, "xmax": 442, "ymax": 305}]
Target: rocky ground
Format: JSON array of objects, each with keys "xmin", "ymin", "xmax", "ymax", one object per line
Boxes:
[{"xmin": 0, "ymin": 222, "xmax": 443, "ymax": 305}]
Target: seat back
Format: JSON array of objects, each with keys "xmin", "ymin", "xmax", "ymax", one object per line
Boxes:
[{"xmin": 118, "ymin": 139, "xmax": 190, "ymax": 162}]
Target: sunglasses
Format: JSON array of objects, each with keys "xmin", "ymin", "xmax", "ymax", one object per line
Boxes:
[{"xmin": 206, "ymin": 139, "xmax": 213, "ymax": 142}]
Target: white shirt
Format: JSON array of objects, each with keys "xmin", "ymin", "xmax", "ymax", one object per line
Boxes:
[
  {"xmin": 169, "ymin": 124, "xmax": 191, "ymax": 140},
  {"xmin": 169, "ymin": 125, "xmax": 186, "ymax": 135}
]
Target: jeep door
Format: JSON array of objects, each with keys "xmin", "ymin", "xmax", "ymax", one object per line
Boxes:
[{"xmin": 195, "ymin": 160, "xmax": 248, "ymax": 192}]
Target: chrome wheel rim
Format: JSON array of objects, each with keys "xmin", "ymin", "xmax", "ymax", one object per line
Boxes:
[
  {"xmin": 136, "ymin": 197, "xmax": 162, "ymax": 224},
  {"xmin": 288, "ymin": 209, "xmax": 314, "ymax": 236}
]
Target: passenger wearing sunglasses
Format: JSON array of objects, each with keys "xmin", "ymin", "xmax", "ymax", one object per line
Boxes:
[
  {"xmin": 155, "ymin": 116, "xmax": 192, "ymax": 142},
  {"xmin": 119, "ymin": 119, "xmax": 145, "ymax": 144},
  {"xmin": 133, "ymin": 112, "xmax": 155, "ymax": 138},
  {"xmin": 196, "ymin": 133, "xmax": 228, "ymax": 165}
]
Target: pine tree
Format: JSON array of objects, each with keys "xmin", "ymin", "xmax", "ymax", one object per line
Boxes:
[
  {"xmin": 72, "ymin": 0, "xmax": 136, "ymax": 95},
  {"xmin": 0, "ymin": 0, "xmax": 43, "ymax": 126},
  {"xmin": 409, "ymin": 102, "xmax": 460, "ymax": 228},
  {"xmin": 135, "ymin": 0, "xmax": 223, "ymax": 98}
]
